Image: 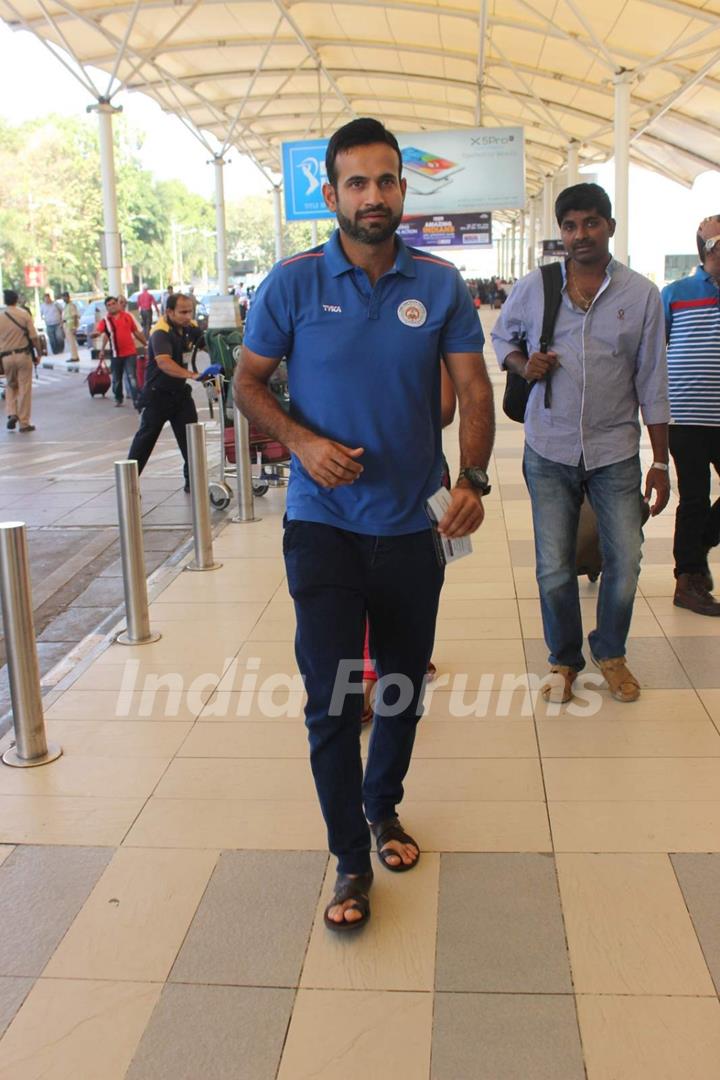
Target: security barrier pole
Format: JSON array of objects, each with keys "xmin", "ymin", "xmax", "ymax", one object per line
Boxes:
[
  {"xmin": 114, "ymin": 460, "xmax": 161, "ymax": 645},
  {"xmin": 186, "ymin": 423, "xmax": 222, "ymax": 571},
  {"xmin": 232, "ymin": 403, "xmax": 258, "ymax": 523},
  {"xmin": 0, "ymin": 523, "xmax": 62, "ymax": 767}
]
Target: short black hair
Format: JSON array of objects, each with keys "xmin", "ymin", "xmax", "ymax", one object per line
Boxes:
[
  {"xmin": 105, "ymin": 295, "xmax": 117, "ymax": 306},
  {"xmin": 325, "ymin": 118, "xmax": 402, "ymax": 187},
  {"xmin": 555, "ymin": 183, "xmax": 612, "ymax": 226},
  {"xmin": 4, "ymin": 289, "xmax": 18, "ymax": 306},
  {"xmin": 165, "ymin": 292, "xmax": 193, "ymax": 312}
]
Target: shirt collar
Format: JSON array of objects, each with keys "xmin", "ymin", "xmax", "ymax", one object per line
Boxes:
[
  {"xmin": 560, "ymin": 255, "xmax": 618, "ymax": 285},
  {"xmin": 323, "ymin": 228, "xmax": 417, "ymax": 279},
  {"xmin": 696, "ymin": 264, "xmax": 715, "ymax": 283}
]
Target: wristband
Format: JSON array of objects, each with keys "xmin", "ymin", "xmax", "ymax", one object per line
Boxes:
[{"xmin": 651, "ymin": 462, "xmax": 669, "ymax": 471}]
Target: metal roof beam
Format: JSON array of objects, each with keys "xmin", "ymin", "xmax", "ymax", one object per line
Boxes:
[
  {"xmin": 633, "ymin": 21, "xmax": 720, "ymax": 77},
  {"xmin": 3, "ymin": 0, "xmax": 102, "ymax": 99},
  {"xmin": 220, "ymin": 15, "xmax": 284, "ymax": 154},
  {"xmin": 489, "ymin": 40, "xmax": 568, "ymax": 140},
  {"xmin": 21, "ymin": 0, "xmax": 720, "ymax": 28},
  {"xmin": 561, "ymin": 0, "xmax": 618, "ymax": 70},
  {"xmin": 475, "ymin": 0, "xmax": 489, "ymax": 125},
  {"xmin": 632, "ymin": 48, "xmax": 720, "ymax": 142},
  {"xmin": 268, "ymin": 0, "xmax": 356, "ymax": 123},
  {"xmin": 109, "ymin": 0, "xmax": 204, "ymax": 98}
]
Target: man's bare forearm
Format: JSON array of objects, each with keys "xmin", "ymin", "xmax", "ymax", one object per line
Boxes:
[
  {"xmin": 647, "ymin": 423, "xmax": 669, "ymax": 464},
  {"xmin": 457, "ymin": 376, "xmax": 495, "ymax": 471},
  {"xmin": 234, "ymin": 371, "xmax": 313, "ymax": 453}
]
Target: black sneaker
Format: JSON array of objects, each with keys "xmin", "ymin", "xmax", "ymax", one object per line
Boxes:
[
  {"xmin": 6, "ymin": 415, "xmax": 18, "ymax": 430},
  {"xmin": 19, "ymin": 424, "xmax": 36, "ymax": 433}
]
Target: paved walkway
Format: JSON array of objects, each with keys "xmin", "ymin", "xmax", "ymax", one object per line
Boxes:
[
  {"xmin": 0, "ymin": 363, "xmax": 226, "ymax": 720},
  {"xmin": 0, "ymin": 313, "xmax": 718, "ymax": 1078}
]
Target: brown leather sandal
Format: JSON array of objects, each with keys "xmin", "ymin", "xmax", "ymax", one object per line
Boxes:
[
  {"xmin": 591, "ymin": 655, "xmax": 640, "ymax": 702},
  {"xmin": 541, "ymin": 665, "xmax": 578, "ymax": 704}
]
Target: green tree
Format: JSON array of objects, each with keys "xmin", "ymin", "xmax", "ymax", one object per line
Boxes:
[{"xmin": 226, "ymin": 194, "xmax": 334, "ymax": 272}]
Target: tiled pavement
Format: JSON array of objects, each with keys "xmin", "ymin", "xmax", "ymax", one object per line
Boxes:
[{"xmin": 0, "ymin": 313, "xmax": 719, "ymax": 1078}]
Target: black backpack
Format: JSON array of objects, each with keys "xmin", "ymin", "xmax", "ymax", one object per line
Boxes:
[{"xmin": 502, "ymin": 261, "xmax": 564, "ymax": 423}]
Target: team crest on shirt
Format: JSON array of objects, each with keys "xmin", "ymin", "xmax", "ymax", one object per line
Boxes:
[{"xmin": 397, "ymin": 299, "xmax": 427, "ymax": 327}]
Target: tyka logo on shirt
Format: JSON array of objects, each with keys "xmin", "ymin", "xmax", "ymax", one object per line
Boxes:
[
  {"xmin": 322, "ymin": 304, "xmax": 342, "ymax": 313},
  {"xmin": 397, "ymin": 299, "xmax": 427, "ymax": 327}
]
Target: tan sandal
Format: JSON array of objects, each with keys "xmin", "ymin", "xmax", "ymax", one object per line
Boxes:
[
  {"xmin": 592, "ymin": 655, "xmax": 640, "ymax": 702},
  {"xmin": 541, "ymin": 665, "xmax": 578, "ymax": 704}
]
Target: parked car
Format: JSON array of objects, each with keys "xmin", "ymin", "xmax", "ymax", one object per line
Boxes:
[{"xmin": 76, "ymin": 299, "xmax": 107, "ymax": 346}]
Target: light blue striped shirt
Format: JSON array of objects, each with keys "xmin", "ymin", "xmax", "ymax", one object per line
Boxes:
[{"xmin": 491, "ymin": 259, "xmax": 670, "ymax": 470}]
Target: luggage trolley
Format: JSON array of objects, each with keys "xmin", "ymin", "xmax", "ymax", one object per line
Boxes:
[{"xmin": 203, "ymin": 328, "xmax": 291, "ymax": 510}]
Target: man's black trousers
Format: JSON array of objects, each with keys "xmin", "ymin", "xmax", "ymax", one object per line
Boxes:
[
  {"xmin": 128, "ymin": 384, "xmax": 198, "ymax": 481},
  {"xmin": 668, "ymin": 423, "xmax": 720, "ymax": 577}
]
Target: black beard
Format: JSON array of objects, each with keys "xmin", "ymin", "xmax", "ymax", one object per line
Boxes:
[{"xmin": 336, "ymin": 206, "xmax": 402, "ymax": 245}]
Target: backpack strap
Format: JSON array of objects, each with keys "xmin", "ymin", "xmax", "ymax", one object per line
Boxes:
[{"xmin": 538, "ymin": 260, "xmax": 564, "ymax": 409}]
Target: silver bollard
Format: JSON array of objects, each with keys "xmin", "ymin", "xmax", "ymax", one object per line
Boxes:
[
  {"xmin": 186, "ymin": 423, "xmax": 222, "ymax": 572},
  {"xmin": 232, "ymin": 402, "xmax": 258, "ymax": 523},
  {"xmin": 0, "ymin": 522, "xmax": 62, "ymax": 768},
  {"xmin": 114, "ymin": 460, "xmax": 161, "ymax": 645}
]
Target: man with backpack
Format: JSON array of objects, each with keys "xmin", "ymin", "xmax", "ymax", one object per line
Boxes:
[{"xmin": 492, "ymin": 182, "xmax": 670, "ymax": 705}]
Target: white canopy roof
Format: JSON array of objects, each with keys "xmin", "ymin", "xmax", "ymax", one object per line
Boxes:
[{"xmin": 2, "ymin": 0, "xmax": 719, "ymax": 193}]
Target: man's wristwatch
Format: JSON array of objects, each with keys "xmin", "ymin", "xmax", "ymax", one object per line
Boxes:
[{"xmin": 457, "ymin": 467, "xmax": 492, "ymax": 496}]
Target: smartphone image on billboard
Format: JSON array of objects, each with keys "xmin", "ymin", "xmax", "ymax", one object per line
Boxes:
[{"xmin": 402, "ymin": 147, "xmax": 464, "ymax": 182}]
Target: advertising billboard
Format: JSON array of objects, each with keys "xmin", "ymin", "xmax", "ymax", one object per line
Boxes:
[
  {"xmin": 397, "ymin": 212, "xmax": 492, "ymax": 249},
  {"xmin": 282, "ymin": 140, "xmax": 334, "ymax": 221},
  {"xmin": 282, "ymin": 127, "xmax": 525, "ymax": 221},
  {"xmin": 398, "ymin": 128, "xmax": 524, "ymax": 214}
]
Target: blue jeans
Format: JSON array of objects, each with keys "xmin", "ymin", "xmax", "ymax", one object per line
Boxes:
[
  {"xmin": 46, "ymin": 323, "xmax": 64, "ymax": 354},
  {"xmin": 111, "ymin": 354, "xmax": 138, "ymax": 406},
  {"xmin": 284, "ymin": 521, "xmax": 444, "ymax": 875},
  {"xmin": 523, "ymin": 445, "xmax": 644, "ymax": 671}
]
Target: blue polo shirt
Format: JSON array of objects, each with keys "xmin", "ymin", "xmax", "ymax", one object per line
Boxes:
[{"xmin": 244, "ymin": 230, "xmax": 485, "ymax": 535}]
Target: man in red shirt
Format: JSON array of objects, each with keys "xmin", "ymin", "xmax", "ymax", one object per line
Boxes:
[
  {"xmin": 96, "ymin": 296, "xmax": 147, "ymax": 408},
  {"xmin": 137, "ymin": 286, "xmax": 160, "ymax": 337}
]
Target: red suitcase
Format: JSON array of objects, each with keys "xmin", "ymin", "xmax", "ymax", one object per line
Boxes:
[
  {"xmin": 223, "ymin": 425, "xmax": 289, "ymax": 465},
  {"xmin": 87, "ymin": 359, "xmax": 111, "ymax": 397}
]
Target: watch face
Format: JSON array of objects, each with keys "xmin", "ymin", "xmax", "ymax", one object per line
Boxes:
[{"xmin": 460, "ymin": 467, "xmax": 491, "ymax": 493}]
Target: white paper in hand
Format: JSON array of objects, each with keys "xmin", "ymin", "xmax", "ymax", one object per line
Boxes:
[{"xmin": 425, "ymin": 487, "xmax": 473, "ymax": 565}]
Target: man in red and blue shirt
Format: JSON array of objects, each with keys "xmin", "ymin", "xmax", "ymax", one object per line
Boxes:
[{"xmin": 662, "ymin": 214, "xmax": 720, "ymax": 615}]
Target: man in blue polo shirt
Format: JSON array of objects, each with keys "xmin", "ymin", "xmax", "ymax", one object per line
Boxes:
[
  {"xmin": 235, "ymin": 117, "xmax": 493, "ymax": 933},
  {"xmin": 662, "ymin": 214, "xmax": 720, "ymax": 615}
]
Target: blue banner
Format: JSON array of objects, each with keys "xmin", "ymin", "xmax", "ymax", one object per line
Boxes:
[
  {"xmin": 282, "ymin": 140, "xmax": 332, "ymax": 221},
  {"xmin": 397, "ymin": 212, "xmax": 492, "ymax": 248}
]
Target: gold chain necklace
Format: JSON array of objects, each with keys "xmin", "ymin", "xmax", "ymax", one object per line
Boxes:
[{"xmin": 567, "ymin": 265, "xmax": 596, "ymax": 311}]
